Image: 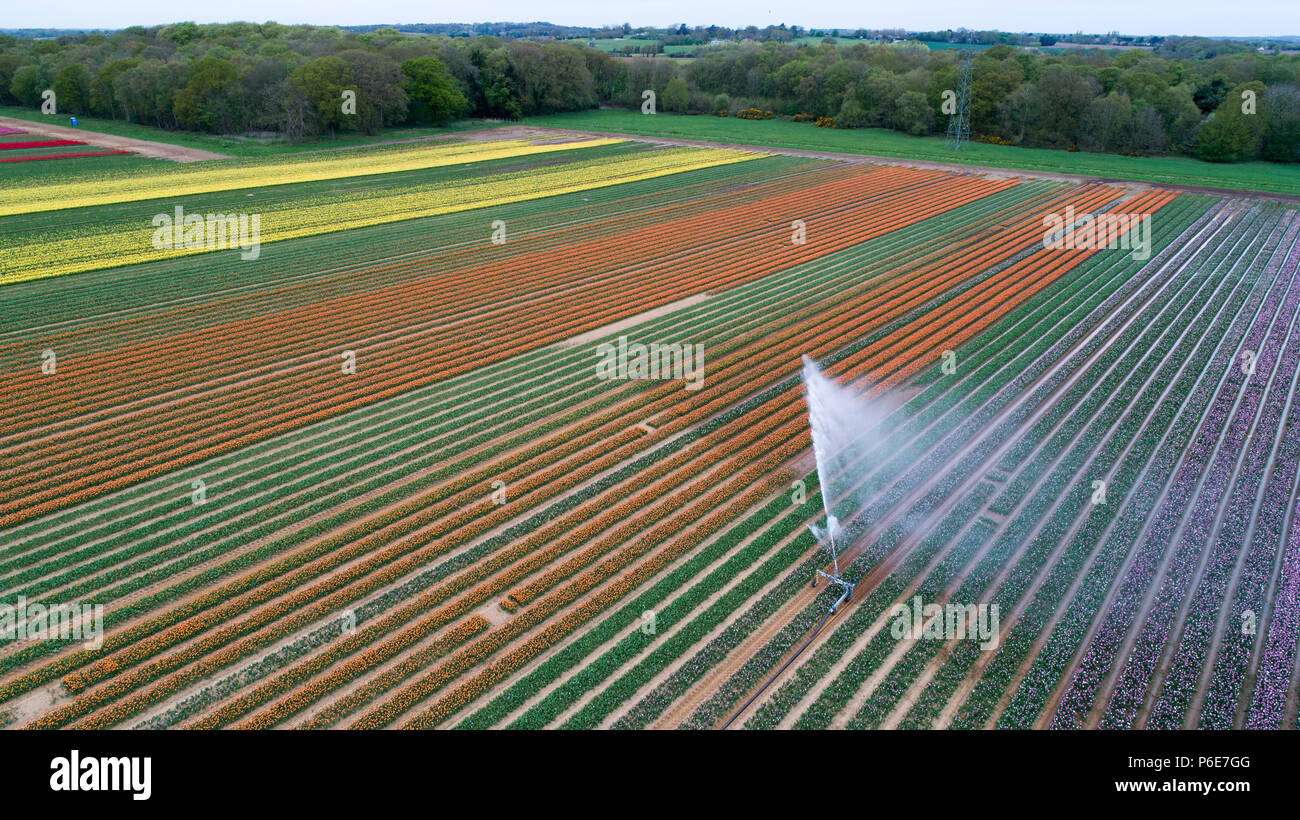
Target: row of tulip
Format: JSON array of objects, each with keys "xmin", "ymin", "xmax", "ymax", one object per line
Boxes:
[
  {"xmin": 896, "ymin": 198, "xmax": 1229, "ymax": 728},
  {"xmin": 475, "ymin": 490, "xmax": 821, "ymax": 730},
  {"xmin": 1199, "ymin": 268, "xmax": 1300, "ymax": 729},
  {"xmin": 12, "ymin": 175, "xmax": 982, "ymax": 722},
  {"xmin": 660, "ymin": 189, "xmax": 1170, "ymax": 727},
  {"xmin": 0, "ymin": 150, "xmax": 131, "ymax": 163},
  {"xmin": 1146, "ymin": 243, "xmax": 1300, "ymax": 729},
  {"xmin": 27, "ymin": 166, "xmax": 1013, "ymax": 701},
  {"xmin": 1082, "ymin": 211, "xmax": 1300, "ymax": 729},
  {"xmin": 722, "ymin": 193, "xmax": 1206, "ymax": 732},
  {"xmin": 1038, "ymin": 204, "xmax": 1294, "ymax": 728},
  {"xmin": 0, "ymin": 143, "xmax": 797, "ymax": 441},
  {"xmin": 0, "ymin": 153, "xmax": 816, "ymax": 347},
  {"xmin": 750, "ymin": 485, "xmax": 996, "ymax": 729},
  {"xmin": 0, "ymin": 136, "xmax": 625, "ymax": 217},
  {"xmin": 2, "ymin": 165, "xmax": 968, "ymax": 527},
  {"xmin": 444, "ymin": 183, "xmax": 1066, "ymax": 727},
  {"xmin": 195, "ymin": 399, "xmax": 807, "ymax": 729},
  {"xmin": 65, "ymin": 266, "xmax": 935, "ymax": 727},
  {"xmin": 5, "ymin": 165, "xmax": 1066, "ymax": 722},
  {"xmin": 847, "ymin": 520, "xmax": 1000, "ymax": 728},
  {"xmin": 968, "ymin": 202, "xmax": 1271, "ymax": 728},
  {"xmin": 3, "ymin": 164, "xmax": 940, "ymax": 452},
  {"xmin": 2, "ymin": 144, "xmax": 762, "ymax": 283},
  {"xmin": 393, "ymin": 440, "xmax": 809, "ymax": 730},
  {"xmin": 986, "ymin": 203, "xmax": 1288, "ymax": 728}
]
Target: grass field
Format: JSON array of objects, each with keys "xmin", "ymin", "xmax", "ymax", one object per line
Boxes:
[
  {"xmin": 525, "ymin": 109, "xmax": 1300, "ymax": 197},
  {"xmin": 1, "ymin": 119, "xmax": 1298, "ymax": 733}
]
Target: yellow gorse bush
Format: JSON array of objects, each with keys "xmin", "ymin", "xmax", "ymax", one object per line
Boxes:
[
  {"xmin": 0, "ymin": 145, "xmax": 762, "ymax": 284},
  {"xmin": 0, "ymin": 137, "xmax": 623, "ymax": 217}
]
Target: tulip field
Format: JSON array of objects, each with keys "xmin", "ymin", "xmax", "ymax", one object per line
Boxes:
[
  {"xmin": 1, "ymin": 126, "xmax": 1298, "ymax": 731},
  {"xmin": 0, "ymin": 126, "xmax": 132, "ymax": 164}
]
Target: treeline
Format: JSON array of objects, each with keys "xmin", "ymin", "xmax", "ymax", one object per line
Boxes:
[
  {"xmin": 0, "ymin": 23, "xmax": 1297, "ymax": 163},
  {"xmin": 0, "ymin": 22, "xmax": 620, "ymax": 139},
  {"xmin": 667, "ymin": 42, "xmax": 1300, "ymax": 162}
]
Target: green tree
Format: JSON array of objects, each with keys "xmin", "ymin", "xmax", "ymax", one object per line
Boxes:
[
  {"xmin": 337, "ymin": 50, "xmax": 407, "ymax": 134},
  {"xmin": 9, "ymin": 64, "xmax": 42, "ymax": 107},
  {"xmin": 0, "ymin": 54, "xmax": 21, "ymax": 105},
  {"xmin": 1261, "ymin": 85, "xmax": 1300, "ymax": 162},
  {"xmin": 1026, "ymin": 64, "xmax": 1098, "ymax": 147},
  {"xmin": 162, "ymin": 21, "xmax": 201, "ymax": 46},
  {"xmin": 893, "ymin": 90, "xmax": 932, "ymax": 135},
  {"xmin": 172, "ymin": 56, "xmax": 239, "ymax": 132},
  {"xmin": 662, "ymin": 76, "xmax": 689, "ymax": 111},
  {"xmin": 290, "ymin": 56, "xmax": 358, "ymax": 138},
  {"xmin": 401, "ymin": 57, "xmax": 468, "ymax": 125},
  {"xmin": 90, "ymin": 58, "xmax": 137, "ymax": 118},
  {"xmin": 113, "ymin": 59, "xmax": 183, "ymax": 127},
  {"xmin": 52, "ymin": 63, "xmax": 91, "ymax": 115},
  {"xmin": 1192, "ymin": 74, "xmax": 1231, "ymax": 114},
  {"xmin": 969, "ymin": 54, "xmax": 1024, "ymax": 135},
  {"xmin": 480, "ymin": 48, "xmax": 522, "ymax": 119},
  {"xmin": 1079, "ymin": 93, "xmax": 1133, "ymax": 152},
  {"xmin": 836, "ymin": 96, "xmax": 868, "ymax": 127},
  {"xmin": 1194, "ymin": 83, "xmax": 1266, "ymax": 161}
]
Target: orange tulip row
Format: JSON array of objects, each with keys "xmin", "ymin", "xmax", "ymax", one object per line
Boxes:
[
  {"xmin": 204, "ymin": 616, "xmax": 490, "ymax": 730},
  {"xmin": 2, "ymin": 162, "xmax": 865, "ymax": 431},
  {"xmin": 393, "ymin": 436, "xmax": 811, "ymax": 730},
  {"xmin": 379, "ymin": 189, "xmax": 1168, "ymax": 727},
  {"xmin": 4, "ymin": 165, "xmax": 948, "ymax": 525},
  {"xmin": 25, "ymin": 170, "xmax": 1055, "ymax": 727},
  {"xmin": 24, "ymin": 167, "xmax": 1005, "ymax": 706}
]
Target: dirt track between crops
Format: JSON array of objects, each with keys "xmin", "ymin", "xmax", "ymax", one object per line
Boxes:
[{"xmin": 0, "ymin": 116, "xmax": 230, "ymax": 162}]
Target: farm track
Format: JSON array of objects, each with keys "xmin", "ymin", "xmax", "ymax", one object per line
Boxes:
[{"xmin": 0, "ymin": 116, "xmax": 231, "ymax": 162}]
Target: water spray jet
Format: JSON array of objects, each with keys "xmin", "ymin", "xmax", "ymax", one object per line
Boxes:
[{"xmin": 800, "ymin": 353, "xmax": 886, "ymax": 613}]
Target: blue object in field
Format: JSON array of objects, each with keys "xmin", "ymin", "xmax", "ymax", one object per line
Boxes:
[{"xmin": 70, "ymin": 117, "xmax": 77, "ymax": 127}]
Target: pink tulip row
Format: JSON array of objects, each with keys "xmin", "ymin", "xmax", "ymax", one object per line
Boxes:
[
  {"xmin": 1050, "ymin": 207, "xmax": 1299, "ymax": 728},
  {"xmin": 1147, "ymin": 231, "xmax": 1300, "ymax": 729}
]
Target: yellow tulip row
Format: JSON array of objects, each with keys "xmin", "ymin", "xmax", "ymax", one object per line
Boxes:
[
  {"xmin": 0, "ymin": 137, "xmax": 624, "ymax": 217},
  {"xmin": 0, "ymin": 146, "xmax": 761, "ymax": 285}
]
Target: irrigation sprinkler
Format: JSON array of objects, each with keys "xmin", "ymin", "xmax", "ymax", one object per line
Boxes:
[
  {"xmin": 801, "ymin": 353, "xmax": 864, "ymax": 614},
  {"xmin": 808, "ymin": 519, "xmax": 855, "ymax": 612}
]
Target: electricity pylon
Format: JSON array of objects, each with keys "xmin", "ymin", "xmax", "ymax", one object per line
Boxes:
[{"xmin": 945, "ymin": 50, "xmax": 973, "ymax": 150}]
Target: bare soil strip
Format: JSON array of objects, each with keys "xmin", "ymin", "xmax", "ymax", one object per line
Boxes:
[{"xmin": 0, "ymin": 116, "xmax": 231, "ymax": 162}]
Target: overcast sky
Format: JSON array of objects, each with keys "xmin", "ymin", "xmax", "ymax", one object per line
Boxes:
[{"xmin": 5, "ymin": 1, "xmax": 1297, "ymax": 37}]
